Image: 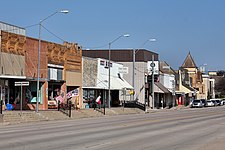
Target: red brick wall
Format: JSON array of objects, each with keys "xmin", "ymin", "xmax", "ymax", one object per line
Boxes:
[{"xmin": 25, "ymin": 37, "xmax": 48, "ymax": 79}]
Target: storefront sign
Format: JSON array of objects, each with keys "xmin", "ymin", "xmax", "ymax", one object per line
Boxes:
[
  {"xmin": 15, "ymin": 81, "xmax": 29, "ymax": 86},
  {"xmin": 118, "ymin": 67, "xmax": 128, "ymax": 74}
]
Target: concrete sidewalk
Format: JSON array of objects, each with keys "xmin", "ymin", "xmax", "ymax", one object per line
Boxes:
[{"xmin": 0, "ymin": 106, "xmax": 191, "ymax": 126}]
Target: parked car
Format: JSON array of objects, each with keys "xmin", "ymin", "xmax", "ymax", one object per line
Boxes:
[
  {"xmin": 216, "ymin": 99, "xmax": 223, "ymax": 106},
  {"xmin": 191, "ymin": 99, "xmax": 204, "ymax": 108},
  {"xmin": 220, "ymin": 99, "xmax": 224, "ymax": 106},
  {"xmin": 210, "ymin": 99, "xmax": 219, "ymax": 106},
  {"xmin": 222, "ymin": 99, "xmax": 225, "ymax": 105},
  {"xmin": 206, "ymin": 100, "xmax": 215, "ymax": 107},
  {"xmin": 201, "ymin": 99, "xmax": 207, "ymax": 107}
]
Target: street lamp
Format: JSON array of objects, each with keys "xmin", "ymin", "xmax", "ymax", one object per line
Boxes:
[
  {"xmin": 36, "ymin": 10, "xmax": 69, "ymax": 113},
  {"xmin": 108, "ymin": 34, "xmax": 130, "ymax": 109},
  {"xmin": 132, "ymin": 38, "xmax": 156, "ymax": 112},
  {"xmin": 199, "ymin": 63, "xmax": 207, "ymax": 74},
  {"xmin": 150, "ymin": 55, "xmax": 155, "ymax": 109}
]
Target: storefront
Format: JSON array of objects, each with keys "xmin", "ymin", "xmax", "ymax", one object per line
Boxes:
[
  {"xmin": 0, "ymin": 76, "xmax": 29, "ymax": 110},
  {"xmin": 154, "ymin": 82, "xmax": 171, "ymax": 108},
  {"xmin": 0, "ymin": 79, "xmax": 9, "ymax": 105}
]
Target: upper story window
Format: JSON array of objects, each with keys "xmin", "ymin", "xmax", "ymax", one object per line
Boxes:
[
  {"xmin": 104, "ymin": 61, "xmax": 112, "ymax": 68},
  {"xmin": 100, "ymin": 60, "xmax": 105, "ymax": 66},
  {"xmin": 48, "ymin": 64, "xmax": 63, "ymax": 81}
]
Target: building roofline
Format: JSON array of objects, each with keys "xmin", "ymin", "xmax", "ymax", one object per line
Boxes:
[
  {"xmin": 181, "ymin": 51, "xmax": 197, "ymax": 68},
  {"xmin": 0, "ymin": 21, "xmax": 25, "ymax": 30},
  {"xmin": 83, "ymin": 49, "xmax": 159, "ymax": 62}
]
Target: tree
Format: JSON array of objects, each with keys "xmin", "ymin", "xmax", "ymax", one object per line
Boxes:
[
  {"xmin": 217, "ymin": 70, "xmax": 225, "ymax": 76},
  {"xmin": 215, "ymin": 77, "xmax": 225, "ymax": 97}
]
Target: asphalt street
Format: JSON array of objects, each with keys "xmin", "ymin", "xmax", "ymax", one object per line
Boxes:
[{"xmin": 1, "ymin": 106, "xmax": 225, "ymax": 150}]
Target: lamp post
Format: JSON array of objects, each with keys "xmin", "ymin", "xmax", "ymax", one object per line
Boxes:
[
  {"xmin": 108, "ymin": 34, "xmax": 130, "ymax": 109},
  {"xmin": 132, "ymin": 38, "xmax": 156, "ymax": 112},
  {"xmin": 36, "ymin": 10, "xmax": 69, "ymax": 113},
  {"xmin": 199, "ymin": 63, "xmax": 207, "ymax": 74},
  {"xmin": 150, "ymin": 55, "xmax": 155, "ymax": 109}
]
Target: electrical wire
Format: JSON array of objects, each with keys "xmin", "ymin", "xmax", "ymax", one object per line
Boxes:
[
  {"xmin": 24, "ymin": 23, "xmax": 39, "ymax": 29},
  {"xmin": 1, "ymin": 22, "xmax": 109, "ymax": 49},
  {"xmin": 41, "ymin": 25, "xmax": 65, "ymax": 42},
  {"xmin": 41, "ymin": 25, "xmax": 109, "ymax": 49},
  {"xmin": 135, "ymin": 67, "xmax": 147, "ymax": 74},
  {"xmin": 0, "ymin": 23, "xmax": 39, "ymax": 32}
]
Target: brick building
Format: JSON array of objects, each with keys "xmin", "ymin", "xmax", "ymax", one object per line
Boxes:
[{"xmin": 0, "ymin": 29, "xmax": 83, "ymax": 110}]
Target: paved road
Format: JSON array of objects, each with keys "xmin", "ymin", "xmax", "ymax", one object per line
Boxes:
[{"xmin": 1, "ymin": 107, "xmax": 225, "ymax": 150}]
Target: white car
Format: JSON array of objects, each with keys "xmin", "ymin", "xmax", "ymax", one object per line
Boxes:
[
  {"xmin": 222, "ymin": 99, "xmax": 225, "ymax": 105},
  {"xmin": 206, "ymin": 100, "xmax": 215, "ymax": 107},
  {"xmin": 191, "ymin": 99, "xmax": 204, "ymax": 108},
  {"xmin": 210, "ymin": 99, "xmax": 221, "ymax": 106}
]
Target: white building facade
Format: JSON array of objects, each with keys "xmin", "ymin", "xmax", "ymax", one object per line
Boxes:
[{"xmin": 82, "ymin": 57, "xmax": 133, "ymax": 108}]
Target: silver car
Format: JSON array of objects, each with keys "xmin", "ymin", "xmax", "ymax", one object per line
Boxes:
[
  {"xmin": 191, "ymin": 99, "xmax": 204, "ymax": 108},
  {"xmin": 210, "ymin": 99, "xmax": 220, "ymax": 106},
  {"xmin": 206, "ymin": 100, "xmax": 215, "ymax": 107}
]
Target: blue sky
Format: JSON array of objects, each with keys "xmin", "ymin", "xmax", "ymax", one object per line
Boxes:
[{"xmin": 1, "ymin": 0, "xmax": 225, "ymax": 71}]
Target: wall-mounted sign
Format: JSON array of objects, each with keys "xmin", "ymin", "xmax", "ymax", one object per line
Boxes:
[
  {"xmin": 15, "ymin": 81, "xmax": 29, "ymax": 86},
  {"xmin": 118, "ymin": 67, "xmax": 128, "ymax": 74}
]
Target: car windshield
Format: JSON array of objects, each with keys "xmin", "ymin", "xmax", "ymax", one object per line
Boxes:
[{"xmin": 193, "ymin": 100, "xmax": 200, "ymax": 102}]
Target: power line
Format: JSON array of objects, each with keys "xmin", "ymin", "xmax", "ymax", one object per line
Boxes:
[
  {"xmin": 24, "ymin": 23, "xmax": 39, "ymax": 29},
  {"xmin": 135, "ymin": 67, "xmax": 147, "ymax": 74},
  {"xmin": 1, "ymin": 22, "xmax": 67, "ymax": 43},
  {"xmin": 41, "ymin": 25, "xmax": 65, "ymax": 42},
  {"xmin": 0, "ymin": 23, "xmax": 39, "ymax": 32}
]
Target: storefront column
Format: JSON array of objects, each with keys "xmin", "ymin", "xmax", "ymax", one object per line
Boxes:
[
  {"xmin": 78, "ymin": 86, "xmax": 83, "ymax": 109},
  {"xmin": 42, "ymin": 81, "xmax": 48, "ymax": 110},
  {"xmin": 61, "ymin": 83, "xmax": 67, "ymax": 102}
]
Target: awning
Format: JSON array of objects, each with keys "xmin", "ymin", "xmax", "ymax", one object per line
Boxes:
[
  {"xmin": 0, "ymin": 75, "xmax": 26, "ymax": 79},
  {"xmin": 93, "ymin": 74, "xmax": 133, "ymax": 90},
  {"xmin": 175, "ymin": 91, "xmax": 185, "ymax": 95},
  {"xmin": 110, "ymin": 76, "xmax": 133, "ymax": 90},
  {"xmin": 154, "ymin": 82, "xmax": 171, "ymax": 94},
  {"xmin": 182, "ymin": 84, "xmax": 199, "ymax": 94}
]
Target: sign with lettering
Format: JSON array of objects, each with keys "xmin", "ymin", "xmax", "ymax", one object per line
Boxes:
[
  {"xmin": 15, "ymin": 81, "xmax": 29, "ymax": 86},
  {"xmin": 118, "ymin": 67, "xmax": 128, "ymax": 74}
]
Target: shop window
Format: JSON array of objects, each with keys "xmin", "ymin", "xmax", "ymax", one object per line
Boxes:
[
  {"xmin": 57, "ymin": 69, "xmax": 62, "ymax": 80},
  {"xmin": 100, "ymin": 60, "xmax": 105, "ymax": 66},
  {"xmin": 48, "ymin": 68, "xmax": 63, "ymax": 81}
]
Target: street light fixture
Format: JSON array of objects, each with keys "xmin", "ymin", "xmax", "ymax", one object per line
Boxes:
[
  {"xmin": 150, "ymin": 55, "xmax": 156, "ymax": 109},
  {"xmin": 132, "ymin": 38, "xmax": 156, "ymax": 112},
  {"xmin": 199, "ymin": 63, "xmax": 207, "ymax": 74},
  {"xmin": 108, "ymin": 34, "xmax": 130, "ymax": 109},
  {"xmin": 36, "ymin": 10, "xmax": 69, "ymax": 113}
]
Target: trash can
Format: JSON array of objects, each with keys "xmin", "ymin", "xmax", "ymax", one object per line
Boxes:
[
  {"xmin": 6, "ymin": 104, "xmax": 13, "ymax": 110},
  {"xmin": 85, "ymin": 104, "xmax": 89, "ymax": 109}
]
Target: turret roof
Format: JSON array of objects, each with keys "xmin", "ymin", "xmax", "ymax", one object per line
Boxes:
[{"xmin": 181, "ymin": 52, "xmax": 197, "ymax": 68}]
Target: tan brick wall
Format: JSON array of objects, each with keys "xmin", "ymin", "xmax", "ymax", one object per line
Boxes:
[
  {"xmin": 1, "ymin": 52, "xmax": 25, "ymax": 76},
  {"xmin": 82, "ymin": 57, "xmax": 98, "ymax": 87}
]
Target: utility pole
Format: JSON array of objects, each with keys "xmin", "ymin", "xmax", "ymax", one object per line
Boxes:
[
  {"xmin": 108, "ymin": 34, "xmax": 130, "ymax": 108},
  {"xmin": 132, "ymin": 49, "xmax": 135, "ymax": 101},
  {"xmin": 150, "ymin": 54, "xmax": 155, "ymax": 109}
]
